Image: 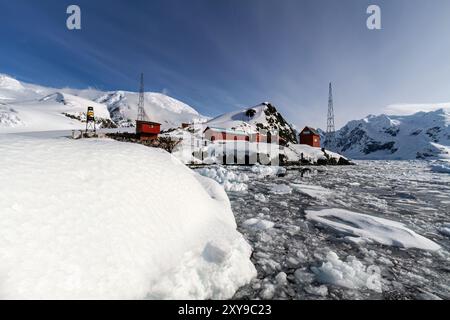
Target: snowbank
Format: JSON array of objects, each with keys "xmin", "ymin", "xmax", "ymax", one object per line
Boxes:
[
  {"xmin": 196, "ymin": 166, "xmax": 249, "ymax": 192},
  {"xmin": 305, "ymin": 209, "xmax": 441, "ymax": 251},
  {"xmin": 311, "ymin": 251, "xmax": 382, "ymax": 292},
  {"xmin": 0, "ymin": 136, "xmax": 256, "ymax": 299}
]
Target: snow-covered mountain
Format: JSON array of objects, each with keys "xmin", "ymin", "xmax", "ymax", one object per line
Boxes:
[
  {"xmin": 331, "ymin": 108, "xmax": 450, "ymax": 160},
  {"xmin": 0, "ymin": 74, "xmax": 206, "ymax": 133},
  {"xmin": 94, "ymin": 90, "xmax": 208, "ymax": 129},
  {"xmin": 206, "ymin": 102, "xmax": 298, "ymax": 144}
]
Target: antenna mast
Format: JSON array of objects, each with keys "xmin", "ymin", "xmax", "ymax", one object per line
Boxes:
[
  {"xmin": 137, "ymin": 73, "xmax": 146, "ymax": 121},
  {"xmin": 325, "ymin": 82, "xmax": 335, "ymax": 149}
]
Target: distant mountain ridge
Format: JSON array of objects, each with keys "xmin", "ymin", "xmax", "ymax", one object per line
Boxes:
[{"xmin": 327, "ymin": 108, "xmax": 450, "ymax": 160}]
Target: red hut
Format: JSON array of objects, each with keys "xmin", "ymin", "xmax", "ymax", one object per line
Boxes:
[
  {"xmin": 299, "ymin": 126, "xmax": 321, "ymax": 148},
  {"xmin": 136, "ymin": 120, "xmax": 161, "ymax": 141},
  {"xmin": 203, "ymin": 127, "xmax": 249, "ymax": 142}
]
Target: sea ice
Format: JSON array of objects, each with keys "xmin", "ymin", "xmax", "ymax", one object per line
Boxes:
[
  {"xmin": 305, "ymin": 208, "xmax": 441, "ymax": 251},
  {"xmin": 270, "ymin": 184, "xmax": 292, "ymax": 195},
  {"xmin": 197, "ymin": 166, "xmax": 249, "ymax": 192},
  {"xmin": 311, "ymin": 251, "xmax": 382, "ymax": 293}
]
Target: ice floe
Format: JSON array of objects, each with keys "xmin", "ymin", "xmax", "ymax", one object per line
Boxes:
[
  {"xmin": 311, "ymin": 251, "xmax": 382, "ymax": 293},
  {"xmin": 197, "ymin": 166, "xmax": 249, "ymax": 192},
  {"xmin": 270, "ymin": 184, "xmax": 292, "ymax": 195},
  {"xmin": 305, "ymin": 208, "xmax": 441, "ymax": 251},
  {"xmin": 242, "ymin": 218, "xmax": 275, "ymax": 230},
  {"xmin": 429, "ymin": 162, "xmax": 450, "ymax": 174},
  {"xmin": 250, "ymin": 164, "xmax": 286, "ymax": 178},
  {"xmin": 291, "ymin": 183, "xmax": 333, "ymax": 200}
]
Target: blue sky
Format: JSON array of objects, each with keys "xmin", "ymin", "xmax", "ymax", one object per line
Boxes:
[{"xmin": 1, "ymin": 0, "xmax": 450, "ymax": 129}]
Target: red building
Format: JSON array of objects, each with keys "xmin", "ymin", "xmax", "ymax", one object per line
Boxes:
[
  {"xmin": 136, "ymin": 120, "xmax": 161, "ymax": 141},
  {"xmin": 299, "ymin": 126, "xmax": 321, "ymax": 148},
  {"xmin": 204, "ymin": 127, "xmax": 250, "ymax": 142}
]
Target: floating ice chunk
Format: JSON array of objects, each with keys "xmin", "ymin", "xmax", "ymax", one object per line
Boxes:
[
  {"xmin": 260, "ymin": 283, "xmax": 276, "ymax": 299},
  {"xmin": 311, "ymin": 251, "xmax": 382, "ymax": 293},
  {"xmin": 254, "ymin": 193, "xmax": 267, "ymax": 202},
  {"xmin": 251, "ymin": 164, "xmax": 286, "ymax": 178},
  {"xmin": 275, "ymin": 272, "xmax": 288, "ymax": 285},
  {"xmin": 290, "ymin": 183, "xmax": 333, "ymax": 199},
  {"xmin": 429, "ymin": 162, "xmax": 450, "ymax": 174},
  {"xmin": 305, "ymin": 208, "xmax": 441, "ymax": 251},
  {"xmin": 270, "ymin": 184, "xmax": 292, "ymax": 195},
  {"xmin": 197, "ymin": 166, "xmax": 248, "ymax": 192},
  {"xmin": 438, "ymin": 223, "xmax": 450, "ymax": 237},
  {"xmin": 242, "ymin": 218, "xmax": 275, "ymax": 230},
  {"xmin": 305, "ymin": 285, "xmax": 328, "ymax": 297},
  {"xmin": 294, "ymin": 269, "xmax": 315, "ymax": 284}
]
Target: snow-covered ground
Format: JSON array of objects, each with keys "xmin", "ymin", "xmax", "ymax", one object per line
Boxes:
[
  {"xmin": 0, "ymin": 135, "xmax": 255, "ymax": 299},
  {"xmin": 197, "ymin": 161, "xmax": 450, "ymax": 300}
]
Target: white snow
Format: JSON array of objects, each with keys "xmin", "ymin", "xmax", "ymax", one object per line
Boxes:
[
  {"xmin": 95, "ymin": 91, "xmax": 208, "ymax": 130},
  {"xmin": 311, "ymin": 251, "xmax": 382, "ymax": 293},
  {"xmin": 305, "ymin": 208, "xmax": 441, "ymax": 251},
  {"xmin": 0, "ymin": 136, "xmax": 256, "ymax": 299},
  {"xmin": 283, "ymin": 143, "xmax": 345, "ymax": 164},
  {"xmin": 0, "ymin": 91, "xmax": 112, "ymax": 133},
  {"xmin": 0, "ymin": 74, "xmax": 207, "ymax": 133},
  {"xmin": 196, "ymin": 166, "xmax": 249, "ymax": 192}
]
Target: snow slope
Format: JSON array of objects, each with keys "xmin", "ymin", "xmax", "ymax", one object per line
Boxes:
[
  {"xmin": 0, "ymin": 91, "xmax": 112, "ymax": 133},
  {"xmin": 332, "ymin": 108, "xmax": 450, "ymax": 160},
  {"xmin": 0, "ymin": 136, "xmax": 255, "ymax": 299},
  {"xmin": 95, "ymin": 91, "xmax": 208, "ymax": 129}
]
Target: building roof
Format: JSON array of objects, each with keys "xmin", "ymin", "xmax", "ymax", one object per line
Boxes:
[
  {"xmin": 301, "ymin": 126, "xmax": 320, "ymax": 136},
  {"xmin": 136, "ymin": 120, "xmax": 161, "ymax": 126}
]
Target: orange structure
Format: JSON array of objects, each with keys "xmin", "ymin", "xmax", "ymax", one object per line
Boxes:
[
  {"xmin": 299, "ymin": 126, "xmax": 321, "ymax": 148},
  {"xmin": 136, "ymin": 120, "xmax": 161, "ymax": 141}
]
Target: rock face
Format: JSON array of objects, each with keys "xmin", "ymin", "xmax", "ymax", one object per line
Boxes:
[{"xmin": 327, "ymin": 109, "xmax": 450, "ymax": 160}]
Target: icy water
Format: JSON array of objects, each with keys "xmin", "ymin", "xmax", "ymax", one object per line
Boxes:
[{"xmin": 199, "ymin": 161, "xmax": 450, "ymax": 300}]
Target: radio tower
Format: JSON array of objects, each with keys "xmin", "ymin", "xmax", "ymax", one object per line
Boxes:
[
  {"xmin": 137, "ymin": 73, "xmax": 146, "ymax": 121},
  {"xmin": 325, "ymin": 82, "xmax": 335, "ymax": 149}
]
